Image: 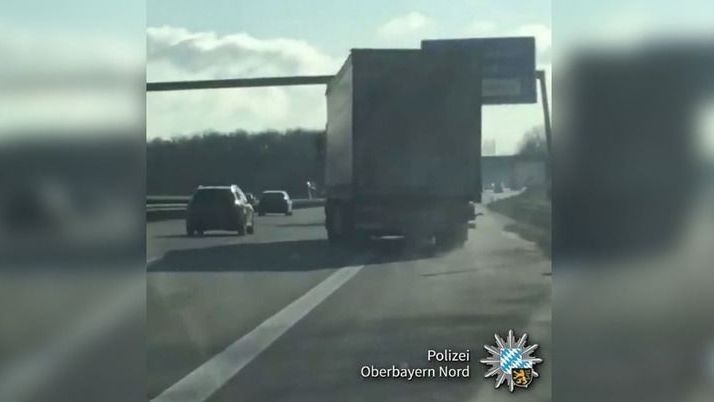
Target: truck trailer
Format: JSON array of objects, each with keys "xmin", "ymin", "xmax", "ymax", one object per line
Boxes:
[{"xmin": 324, "ymin": 49, "xmax": 482, "ymax": 247}]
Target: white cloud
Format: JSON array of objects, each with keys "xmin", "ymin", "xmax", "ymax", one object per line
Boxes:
[
  {"xmin": 147, "ymin": 26, "xmax": 339, "ymax": 81},
  {"xmin": 515, "ymin": 23, "xmax": 552, "ymax": 53},
  {"xmin": 377, "ymin": 12, "xmax": 433, "ymax": 37},
  {"xmin": 145, "ymin": 24, "xmax": 550, "ymax": 151},
  {"xmin": 146, "ymin": 26, "xmax": 342, "ymax": 138}
]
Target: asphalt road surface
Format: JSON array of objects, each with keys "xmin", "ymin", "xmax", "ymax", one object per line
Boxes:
[{"xmin": 147, "ymin": 201, "xmax": 551, "ymax": 402}]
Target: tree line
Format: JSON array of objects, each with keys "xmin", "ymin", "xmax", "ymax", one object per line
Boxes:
[
  {"xmin": 517, "ymin": 126, "xmax": 548, "ymax": 158},
  {"xmin": 147, "ymin": 129, "xmax": 325, "ymax": 197},
  {"xmin": 147, "ymin": 126, "xmax": 546, "ymax": 197}
]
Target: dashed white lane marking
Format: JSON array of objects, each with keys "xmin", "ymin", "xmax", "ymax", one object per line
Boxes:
[{"xmin": 151, "ymin": 264, "xmax": 365, "ymax": 402}]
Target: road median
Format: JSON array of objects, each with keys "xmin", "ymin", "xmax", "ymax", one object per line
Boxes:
[{"xmin": 146, "ymin": 198, "xmax": 325, "ymax": 222}]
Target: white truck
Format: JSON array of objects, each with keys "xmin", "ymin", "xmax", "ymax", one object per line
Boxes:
[{"xmin": 324, "ymin": 48, "xmax": 482, "ymax": 247}]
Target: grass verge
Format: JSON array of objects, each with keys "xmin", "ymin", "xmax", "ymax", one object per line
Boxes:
[{"xmin": 488, "ymin": 187, "xmax": 551, "ymax": 256}]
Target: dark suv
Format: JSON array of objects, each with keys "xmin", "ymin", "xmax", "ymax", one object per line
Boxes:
[{"xmin": 186, "ymin": 185, "xmax": 255, "ymax": 236}]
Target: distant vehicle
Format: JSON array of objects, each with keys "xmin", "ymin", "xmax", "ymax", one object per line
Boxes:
[
  {"xmin": 324, "ymin": 49, "xmax": 480, "ymax": 248},
  {"xmin": 258, "ymin": 191, "xmax": 293, "ymax": 216},
  {"xmin": 186, "ymin": 185, "xmax": 255, "ymax": 236}
]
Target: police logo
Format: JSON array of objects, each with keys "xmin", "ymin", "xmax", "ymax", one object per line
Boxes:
[
  {"xmin": 512, "ymin": 368, "xmax": 533, "ymax": 387},
  {"xmin": 480, "ymin": 330, "xmax": 542, "ymax": 392}
]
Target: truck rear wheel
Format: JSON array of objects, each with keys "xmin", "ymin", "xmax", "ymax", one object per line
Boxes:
[
  {"xmin": 326, "ymin": 200, "xmax": 354, "ymax": 246},
  {"xmin": 435, "ymin": 224, "xmax": 468, "ymax": 250}
]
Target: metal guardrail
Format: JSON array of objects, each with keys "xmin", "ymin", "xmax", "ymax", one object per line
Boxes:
[
  {"xmin": 146, "ymin": 203, "xmax": 190, "ymax": 210},
  {"xmin": 146, "ymin": 198, "xmax": 325, "ymax": 222},
  {"xmin": 146, "ymin": 196, "xmax": 190, "ymax": 205}
]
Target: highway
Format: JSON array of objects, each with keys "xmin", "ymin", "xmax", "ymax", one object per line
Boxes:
[{"xmin": 146, "ymin": 197, "xmax": 551, "ymax": 401}]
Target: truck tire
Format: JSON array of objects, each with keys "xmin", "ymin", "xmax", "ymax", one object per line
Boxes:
[
  {"xmin": 326, "ymin": 200, "xmax": 354, "ymax": 246},
  {"xmin": 326, "ymin": 200, "xmax": 343, "ymax": 244},
  {"xmin": 435, "ymin": 224, "xmax": 468, "ymax": 250}
]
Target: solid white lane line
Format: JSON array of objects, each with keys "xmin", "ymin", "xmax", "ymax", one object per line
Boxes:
[{"xmin": 151, "ymin": 264, "xmax": 365, "ymax": 402}]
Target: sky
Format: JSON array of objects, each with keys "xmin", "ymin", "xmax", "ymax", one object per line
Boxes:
[
  {"xmin": 1, "ymin": 1, "xmax": 711, "ymax": 154},
  {"xmin": 146, "ymin": 0, "xmax": 552, "ymax": 155}
]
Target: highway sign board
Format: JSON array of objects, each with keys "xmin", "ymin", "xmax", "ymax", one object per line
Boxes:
[{"xmin": 421, "ymin": 37, "xmax": 537, "ymax": 104}]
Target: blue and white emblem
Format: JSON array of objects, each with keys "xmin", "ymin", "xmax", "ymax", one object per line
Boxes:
[{"xmin": 480, "ymin": 330, "xmax": 542, "ymax": 392}]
